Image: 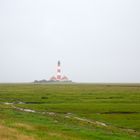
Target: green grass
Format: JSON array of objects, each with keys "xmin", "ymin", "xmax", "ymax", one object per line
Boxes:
[{"xmin": 0, "ymin": 83, "xmax": 140, "ymax": 139}]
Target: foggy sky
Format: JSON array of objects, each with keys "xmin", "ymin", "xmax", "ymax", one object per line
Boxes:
[{"xmin": 0, "ymin": 0, "xmax": 140, "ymax": 83}]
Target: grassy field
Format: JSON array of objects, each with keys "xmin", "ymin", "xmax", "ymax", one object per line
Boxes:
[{"xmin": 0, "ymin": 83, "xmax": 140, "ymax": 140}]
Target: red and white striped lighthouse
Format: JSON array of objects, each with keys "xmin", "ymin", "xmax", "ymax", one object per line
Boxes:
[
  {"xmin": 56, "ymin": 60, "xmax": 61, "ymax": 81},
  {"xmin": 49, "ymin": 61, "xmax": 71, "ymax": 82}
]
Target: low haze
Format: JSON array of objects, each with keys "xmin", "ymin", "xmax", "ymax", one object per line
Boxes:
[{"xmin": 0, "ymin": 0, "xmax": 140, "ymax": 83}]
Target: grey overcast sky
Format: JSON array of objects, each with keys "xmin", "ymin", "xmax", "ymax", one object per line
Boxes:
[{"xmin": 0, "ymin": 0, "xmax": 140, "ymax": 83}]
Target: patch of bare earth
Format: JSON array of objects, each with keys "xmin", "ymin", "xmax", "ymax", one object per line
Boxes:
[
  {"xmin": 14, "ymin": 123, "xmax": 34, "ymax": 131},
  {"xmin": 0, "ymin": 124, "xmax": 35, "ymax": 140}
]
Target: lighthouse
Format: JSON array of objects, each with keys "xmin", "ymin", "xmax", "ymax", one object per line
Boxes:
[
  {"xmin": 56, "ymin": 60, "xmax": 61, "ymax": 81},
  {"xmin": 49, "ymin": 61, "xmax": 71, "ymax": 82}
]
